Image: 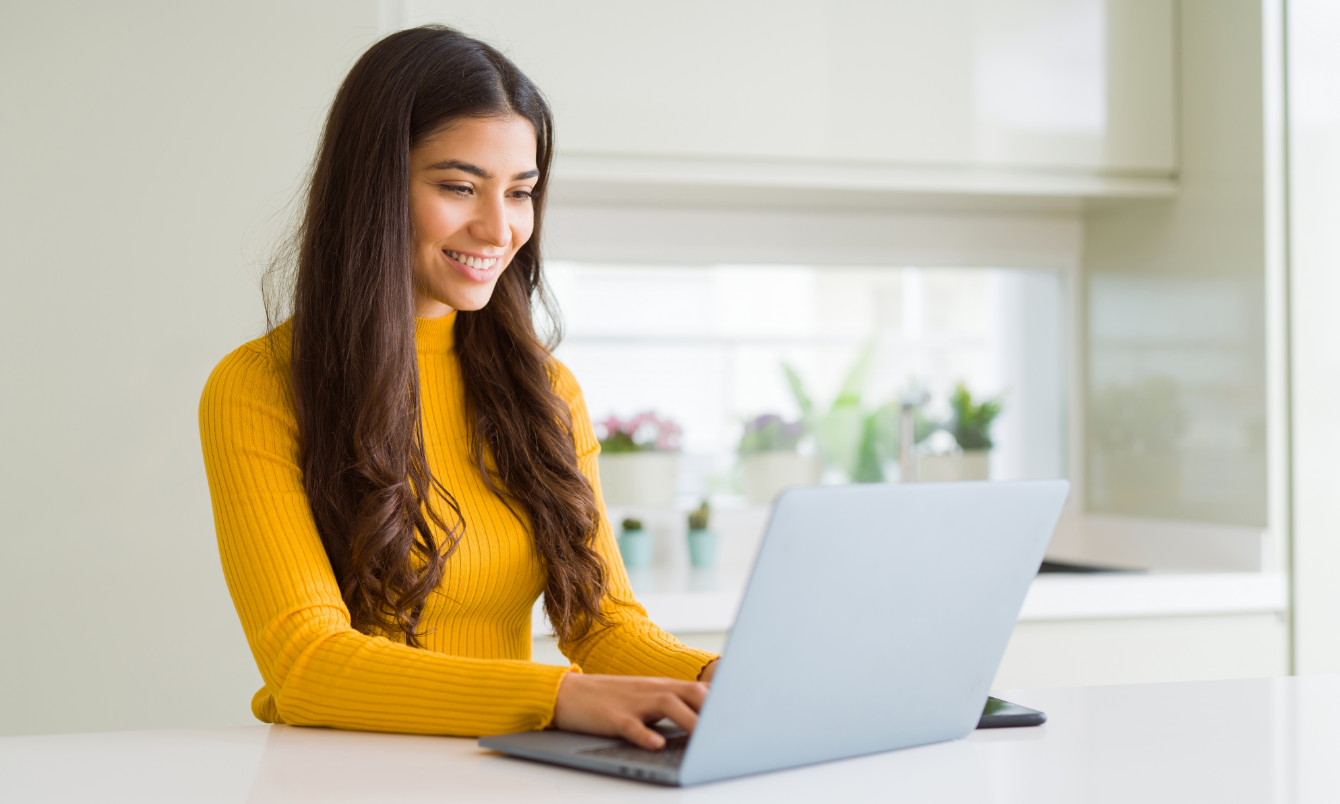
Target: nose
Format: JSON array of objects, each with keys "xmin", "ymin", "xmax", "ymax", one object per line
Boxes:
[{"xmin": 470, "ymin": 192, "xmax": 511, "ymax": 249}]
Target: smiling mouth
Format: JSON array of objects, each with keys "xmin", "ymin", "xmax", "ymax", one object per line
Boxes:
[{"xmin": 445, "ymin": 250, "xmax": 500, "ymax": 272}]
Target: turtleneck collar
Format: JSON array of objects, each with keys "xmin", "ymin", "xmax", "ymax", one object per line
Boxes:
[{"xmin": 414, "ymin": 310, "xmax": 457, "ymax": 354}]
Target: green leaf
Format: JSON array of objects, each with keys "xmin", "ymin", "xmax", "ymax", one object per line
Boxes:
[
  {"xmin": 599, "ymin": 431, "xmax": 644, "ymax": 453},
  {"xmin": 782, "ymin": 362, "xmax": 814, "ymax": 418},
  {"xmin": 853, "ymin": 412, "xmax": 885, "ymax": 483},
  {"xmin": 949, "ymin": 383, "xmax": 1004, "ymax": 451},
  {"xmin": 834, "ymin": 341, "xmax": 876, "ymax": 407}
]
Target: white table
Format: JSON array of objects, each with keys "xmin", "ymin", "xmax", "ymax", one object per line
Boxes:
[{"xmin": 6, "ymin": 675, "xmax": 1339, "ymax": 803}]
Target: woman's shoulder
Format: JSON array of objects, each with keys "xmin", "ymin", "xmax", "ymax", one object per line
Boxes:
[
  {"xmin": 199, "ymin": 321, "xmax": 296, "ymax": 422},
  {"xmin": 546, "ymin": 357, "xmax": 600, "ymax": 456},
  {"xmin": 546, "ymin": 356, "xmax": 583, "ymax": 403}
]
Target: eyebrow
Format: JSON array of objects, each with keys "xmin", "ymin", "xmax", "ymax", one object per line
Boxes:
[{"xmin": 425, "ymin": 159, "xmax": 539, "ymax": 181}]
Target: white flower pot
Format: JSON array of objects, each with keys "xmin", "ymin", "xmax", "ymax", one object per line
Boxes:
[
  {"xmin": 916, "ymin": 450, "xmax": 990, "ymax": 482},
  {"xmin": 597, "ymin": 452, "xmax": 679, "ymax": 508},
  {"xmin": 741, "ymin": 452, "xmax": 821, "ymax": 505}
]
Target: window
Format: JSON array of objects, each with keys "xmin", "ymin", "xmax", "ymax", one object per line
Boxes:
[{"xmin": 546, "ymin": 262, "xmax": 1068, "ymax": 505}]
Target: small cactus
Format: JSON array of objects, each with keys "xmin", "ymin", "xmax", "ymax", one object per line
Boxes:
[
  {"xmin": 621, "ymin": 517, "xmax": 644, "ymax": 531},
  {"xmin": 687, "ymin": 501, "xmax": 710, "ymax": 531}
]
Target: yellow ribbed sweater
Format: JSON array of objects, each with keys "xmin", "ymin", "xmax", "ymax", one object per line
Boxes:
[{"xmin": 198, "ymin": 312, "xmax": 717, "ymax": 736}]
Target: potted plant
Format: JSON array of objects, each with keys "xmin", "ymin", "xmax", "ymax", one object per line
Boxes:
[
  {"xmin": 616, "ymin": 517, "xmax": 654, "ymax": 569},
  {"xmin": 685, "ymin": 501, "xmax": 717, "ymax": 567},
  {"xmin": 595, "ymin": 411, "xmax": 682, "ymax": 508},
  {"xmin": 917, "ymin": 383, "xmax": 1002, "ymax": 482},
  {"xmin": 784, "ymin": 344, "xmax": 874, "ymax": 483},
  {"xmin": 782, "ymin": 345, "xmax": 908, "ymax": 484},
  {"xmin": 738, "ymin": 414, "xmax": 819, "ymax": 504}
]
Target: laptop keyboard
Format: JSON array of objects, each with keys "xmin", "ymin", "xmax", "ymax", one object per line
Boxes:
[{"xmin": 578, "ymin": 734, "xmax": 689, "ymax": 768}]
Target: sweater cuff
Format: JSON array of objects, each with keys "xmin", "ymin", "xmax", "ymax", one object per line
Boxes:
[
  {"xmin": 535, "ymin": 663, "xmax": 575, "ymax": 731},
  {"xmin": 585, "ymin": 627, "xmax": 721, "ymax": 681}
]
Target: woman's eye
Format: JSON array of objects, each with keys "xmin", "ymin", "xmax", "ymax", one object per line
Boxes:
[
  {"xmin": 510, "ymin": 189, "xmax": 534, "ymax": 200},
  {"xmin": 441, "ymin": 184, "xmax": 472, "ymax": 195}
]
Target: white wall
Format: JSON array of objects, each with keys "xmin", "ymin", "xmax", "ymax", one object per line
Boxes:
[
  {"xmin": 1287, "ymin": 0, "xmax": 1340, "ymax": 675},
  {"xmin": 0, "ymin": 1, "xmax": 379, "ymax": 735}
]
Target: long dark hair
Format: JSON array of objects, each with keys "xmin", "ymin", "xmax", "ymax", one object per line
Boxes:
[{"xmin": 265, "ymin": 25, "xmax": 609, "ymax": 647}]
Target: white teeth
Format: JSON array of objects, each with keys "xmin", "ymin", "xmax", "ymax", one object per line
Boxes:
[{"xmin": 447, "ymin": 250, "xmax": 496, "ymax": 270}]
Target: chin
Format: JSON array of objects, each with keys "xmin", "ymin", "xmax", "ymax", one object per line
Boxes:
[{"xmin": 446, "ymin": 285, "xmax": 500, "ymax": 312}]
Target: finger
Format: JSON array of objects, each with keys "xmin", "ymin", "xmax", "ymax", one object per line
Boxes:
[
  {"xmin": 674, "ymin": 680, "xmax": 709, "ymax": 712},
  {"xmin": 655, "ymin": 692, "xmax": 700, "ymax": 734},
  {"xmin": 619, "ymin": 717, "xmax": 666, "ymax": 751}
]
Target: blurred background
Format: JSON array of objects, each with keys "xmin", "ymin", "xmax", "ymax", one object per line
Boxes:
[{"xmin": 4, "ymin": 0, "xmax": 1340, "ymax": 736}]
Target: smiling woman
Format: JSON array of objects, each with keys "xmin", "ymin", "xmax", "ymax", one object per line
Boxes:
[{"xmin": 198, "ymin": 25, "xmax": 716, "ymax": 751}]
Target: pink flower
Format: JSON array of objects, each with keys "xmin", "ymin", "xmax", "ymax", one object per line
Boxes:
[
  {"xmin": 595, "ymin": 415, "xmax": 625, "ymax": 442},
  {"xmin": 593, "ymin": 410, "xmax": 683, "ymax": 452}
]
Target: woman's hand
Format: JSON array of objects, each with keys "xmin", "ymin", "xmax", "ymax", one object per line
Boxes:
[
  {"xmin": 698, "ymin": 659, "xmax": 718, "ymax": 684},
  {"xmin": 552, "ymin": 673, "xmax": 709, "ymax": 750}
]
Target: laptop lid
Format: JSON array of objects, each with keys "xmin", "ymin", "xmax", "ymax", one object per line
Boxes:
[{"xmin": 678, "ymin": 480, "xmax": 1068, "ymax": 785}]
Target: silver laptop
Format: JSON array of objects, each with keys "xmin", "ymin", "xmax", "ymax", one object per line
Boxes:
[{"xmin": 480, "ymin": 480, "xmax": 1069, "ymax": 786}]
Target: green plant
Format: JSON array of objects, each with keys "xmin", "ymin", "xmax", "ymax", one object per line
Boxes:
[
  {"xmin": 739, "ymin": 414, "xmax": 805, "ymax": 455},
  {"xmin": 784, "ymin": 348, "xmax": 943, "ymax": 481},
  {"xmin": 597, "ymin": 412, "xmax": 682, "ymax": 454},
  {"xmin": 853, "ymin": 402, "xmax": 899, "ymax": 482},
  {"xmin": 948, "ymin": 384, "xmax": 1004, "ymax": 451},
  {"xmin": 784, "ymin": 343, "xmax": 877, "ymax": 479},
  {"xmin": 621, "ymin": 517, "xmax": 644, "ymax": 531},
  {"xmin": 687, "ymin": 501, "xmax": 710, "ymax": 531}
]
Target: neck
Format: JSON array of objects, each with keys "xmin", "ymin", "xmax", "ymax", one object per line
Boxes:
[{"xmin": 415, "ymin": 294, "xmax": 455, "ymax": 319}]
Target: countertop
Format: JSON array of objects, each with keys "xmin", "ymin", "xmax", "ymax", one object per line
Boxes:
[
  {"xmin": 535, "ymin": 569, "xmax": 1289, "ymax": 634},
  {"xmin": 5, "ymin": 674, "xmax": 1338, "ymax": 802}
]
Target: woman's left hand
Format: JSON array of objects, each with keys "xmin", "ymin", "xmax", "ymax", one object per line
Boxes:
[{"xmin": 698, "ymin": 660, "xmax": 718, "ymax": 684}]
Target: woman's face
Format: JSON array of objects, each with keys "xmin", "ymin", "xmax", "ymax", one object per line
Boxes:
[{"xmin": 408, "ymin": 114, "xmax": 539, "ymax": 317}]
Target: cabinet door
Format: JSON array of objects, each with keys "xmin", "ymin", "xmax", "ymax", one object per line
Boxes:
[{"xmin": 408, "ymin": 0, "xmax": 1173, "ymax": 173}]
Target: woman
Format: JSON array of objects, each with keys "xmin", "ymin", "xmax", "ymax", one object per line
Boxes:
[{"xmin": 199, "ymin": 25, "xmax": 716, "ymax": 751}]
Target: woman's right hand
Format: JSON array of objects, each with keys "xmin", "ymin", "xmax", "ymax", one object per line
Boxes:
[{"xmin": 552, "ymin": 672, "xmax": 709, "ymax": 750}]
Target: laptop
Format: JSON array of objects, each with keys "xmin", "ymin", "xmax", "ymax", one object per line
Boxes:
[{"xmin": 480, "ymin": 480, "xmax": 1069, "ymax": 786}]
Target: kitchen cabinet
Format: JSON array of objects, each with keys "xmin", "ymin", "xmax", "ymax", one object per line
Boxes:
[{"xmin": 406, "ymin": 0, "xmax": 1176, "ymax": 197}]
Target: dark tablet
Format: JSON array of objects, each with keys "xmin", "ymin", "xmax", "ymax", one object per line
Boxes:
[{"xmin": 978, "ymin": 696, "xmax": 1046, "ymax": 728}]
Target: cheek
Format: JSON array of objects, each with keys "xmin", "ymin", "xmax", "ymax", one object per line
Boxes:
[
  {"xmin": 413, "ymin": 197, "xmax": 461, "ymax": 247},
  {"xmin": 510, "ymin": 212, "xmax": 536, "ymax": 254}
]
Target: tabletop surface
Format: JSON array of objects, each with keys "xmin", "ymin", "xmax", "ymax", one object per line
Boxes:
[{"xmin": 5, "ymin": 674, "xmax": 1339, "ymax": 803}]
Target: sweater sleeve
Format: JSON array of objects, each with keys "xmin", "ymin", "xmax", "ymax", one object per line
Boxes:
[
  {"xmin": 549, "ymin": 363, "xmax": 721, "ymax": 680},
  {"xmin": 199, "ymin": 342, "xmax": 570, "ymax": 736}
]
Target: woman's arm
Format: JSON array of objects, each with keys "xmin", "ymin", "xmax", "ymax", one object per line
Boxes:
[{"xmin": 200, "ymin": 343, "xmax": 571, "ymax": 736}]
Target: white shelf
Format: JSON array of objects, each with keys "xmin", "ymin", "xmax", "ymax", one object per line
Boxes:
[{"xmin": 554, "ymin": 153, "xmax": 1178, "ymax": 202}]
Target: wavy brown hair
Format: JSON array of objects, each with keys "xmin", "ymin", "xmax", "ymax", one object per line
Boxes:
[{"xmin": 265, "ymin": 25, "xmax": 610, "ymax": 647}]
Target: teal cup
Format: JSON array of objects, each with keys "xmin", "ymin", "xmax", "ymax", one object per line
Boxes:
[
  {"xmin": 618, "ymin": 528, "xmax": 654, "ymax": 569},
  {"xmin": 687, "ymin": 529, "xmax": 718, "ymax": 568}
]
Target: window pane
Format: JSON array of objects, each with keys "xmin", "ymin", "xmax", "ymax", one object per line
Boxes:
[{"xmin": 548, "ymin": 262, "xmax": 1067, "ymax": 502}]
